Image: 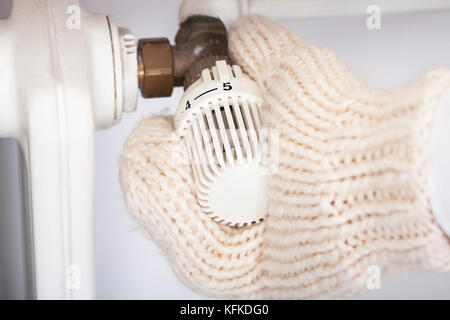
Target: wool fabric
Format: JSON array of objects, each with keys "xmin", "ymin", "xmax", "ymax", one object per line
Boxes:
[{"xmin": 119, "ymin": 15, "xmax": 450, "ymax": 298}]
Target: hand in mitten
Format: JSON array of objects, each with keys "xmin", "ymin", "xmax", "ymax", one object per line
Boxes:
[{"xmin": 120, "ymin": 15, "xmax": 450, "ymax": 299}]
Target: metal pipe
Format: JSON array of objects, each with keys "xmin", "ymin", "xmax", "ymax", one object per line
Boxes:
[
  {"xmin": 179, "ymin": 0, "xmax": 450, "ymax": 25},
  {"xmin": 138, "ymin": 15, "xmax": 230, "ymax": 98}
]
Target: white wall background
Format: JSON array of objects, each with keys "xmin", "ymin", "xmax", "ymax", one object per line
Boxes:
[
  {"xmin": 1, "ymin": 0, "xmax": 450, "ymax": 299},
  {"xmin": 0, "ymin": 0, "xmax": 28, "ymax": 300}
]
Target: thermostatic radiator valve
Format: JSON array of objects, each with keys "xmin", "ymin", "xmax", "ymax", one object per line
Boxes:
[
  {"xmin": 174, "ymin": 60, "xmax": 269, "ymax": 227},
  {"xmin": 137, "ymin": 16, "xmax": 271, "ymax": 226}
]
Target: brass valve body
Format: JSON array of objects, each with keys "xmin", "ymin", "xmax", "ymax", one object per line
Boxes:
[{"xmin": 138, "ymin": 15, "xmax": 230, "ymax": 98}]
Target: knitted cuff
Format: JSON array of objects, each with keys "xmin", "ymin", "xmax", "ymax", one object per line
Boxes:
[{"xmin": 120, "ymin": 15, "xmax": 450, "ymax": 299}]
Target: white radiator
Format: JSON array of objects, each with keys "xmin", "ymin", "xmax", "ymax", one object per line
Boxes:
[{"xmin": 0, "ymin": 0, "xmax": 137, "ymax": 299}]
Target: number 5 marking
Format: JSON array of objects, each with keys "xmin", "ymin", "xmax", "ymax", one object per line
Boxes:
[{"xmin": 223, "ymin": 82, "xmax": 232, "ymax": 91}]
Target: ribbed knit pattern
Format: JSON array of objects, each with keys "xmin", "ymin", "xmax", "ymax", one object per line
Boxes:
[{"xmin": 120, "ymin": 15, "xmax": 450, "ymax": 299}]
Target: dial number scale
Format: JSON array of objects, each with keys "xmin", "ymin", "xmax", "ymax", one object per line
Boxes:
[{"xmin": 184, "ymin": 82, "xmax": 233, "ymax": 111}]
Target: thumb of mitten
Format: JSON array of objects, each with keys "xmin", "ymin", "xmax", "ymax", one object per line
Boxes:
[{"xmin": 119, "ymin": 116, "xmax": 264, "ymax": 297}]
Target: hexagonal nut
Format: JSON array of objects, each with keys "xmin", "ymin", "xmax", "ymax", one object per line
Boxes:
[{"xmin": 138, "ymin": 38, "xmax": 174, "ymax": 98}]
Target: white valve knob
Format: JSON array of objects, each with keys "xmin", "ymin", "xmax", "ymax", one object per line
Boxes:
[{"xmin": 175, "ymin": 60, "xmax": 269, "ymax": 227}]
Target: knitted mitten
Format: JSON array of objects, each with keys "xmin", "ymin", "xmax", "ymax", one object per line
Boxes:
[{"xmin": 119, "ymin": 15, "xmax": 450, "ymax": 299}]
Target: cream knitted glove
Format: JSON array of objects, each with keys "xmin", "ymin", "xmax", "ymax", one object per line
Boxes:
[{"xmin": 120, "ymin": 15, "xmax": 450, "ymax": 299}]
